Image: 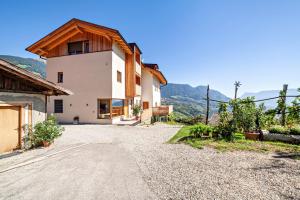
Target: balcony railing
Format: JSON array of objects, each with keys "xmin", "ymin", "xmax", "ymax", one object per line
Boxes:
[{"xmin": 152, "ymin": 105, "xmax": 173, "ymax": 116}]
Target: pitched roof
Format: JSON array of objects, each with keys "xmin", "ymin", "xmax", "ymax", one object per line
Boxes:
[
  {"xmin": 26, "ymin": 18, "xmax": 132, "ymax": 56},
  {"xmin": 128, "ymin": 43, "xmax": 142, "ymax": 54},
  {"xmin": 0, "ymin": 59, "xmax": 72, "ymax": 95},
  {"xmin": 143, "ymin": 63, "xmax": 167, "ymax": 85}
]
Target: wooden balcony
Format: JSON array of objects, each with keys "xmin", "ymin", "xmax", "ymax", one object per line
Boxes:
[{"xmin": 152, "ymin": 105, "xmax": 173, "ymax": 116}]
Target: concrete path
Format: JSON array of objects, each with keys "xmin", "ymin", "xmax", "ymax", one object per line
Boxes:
[{"xmin": 0, "ymin": 124, "xmax": 179, "ymax": 200}]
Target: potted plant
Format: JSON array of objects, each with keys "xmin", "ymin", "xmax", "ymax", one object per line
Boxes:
[
  {"xmin": 133, "ymin": 105, "xmax": 142, "ymax": 120},
  {"xmin": 73, "ymin": 116, "xmax": 79, "ymax": 125},
  {"xmin": 244, "ymin": 102, "xmax": 264, "ymax": 141},
  {"xmin": 31, "ymin": 116, "xmax": 64, "ymax": 147}
]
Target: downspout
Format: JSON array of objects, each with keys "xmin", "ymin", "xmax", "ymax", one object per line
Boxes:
[{"xmin": 45, "ymin": 95, "xmax": 48, "ymax": 120}]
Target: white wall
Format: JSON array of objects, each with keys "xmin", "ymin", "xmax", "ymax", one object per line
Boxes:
[
  {"xmin": 136, "ymin": 62, "xmax": 141, "ymax": 75},
  {"xmin": 141, "ymin": 69, "xmax": 154, "ymax": 107},
  {"xmin": 47, "ymin": 51, "xmax": 113, "ymax": 123},
  {"xmin": 141, "ymin": 68, "xmax": 162, "ymax": 108},
  {"xmin": 152, "ymin": 77, "xmax": 161, "ymax": 107},
  {"xmin": 0, "ymin": 92, "xmax": 46, "ymax": 126},
  {"xmin": 112, "ymin": 43, "xmax": 125, "ymax": 99}
]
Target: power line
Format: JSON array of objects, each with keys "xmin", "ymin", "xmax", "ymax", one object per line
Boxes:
[{"xmin": 203, "ymin": 95, "xmax": 300, "ymax": 104}]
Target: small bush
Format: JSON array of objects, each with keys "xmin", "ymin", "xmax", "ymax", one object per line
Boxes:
[
  {"xmin": 289, "ymin": 126, "xmax": 300, "ymax": 135},
  {"xmin": 30, "ymin": 116, "xmax": 64, "ymax": 146},
  {"xmin": 133, "ymin": 105, "xmax": 142, "ymax": 117},
  {"xmin": 190, "ymin": 123, "xmax": 213, "ymax": 138},
  {"xmin": 268, "ymin": 125, "xmax": 289, "ymax": 134}
]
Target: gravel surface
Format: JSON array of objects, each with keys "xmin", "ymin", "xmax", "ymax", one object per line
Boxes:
[{"xmin": 0, "ymin": 123, "xmax": 299, "ymax": 200}]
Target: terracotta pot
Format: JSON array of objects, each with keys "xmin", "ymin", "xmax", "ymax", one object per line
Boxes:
[
  {"xmin": 245, "ymin": 132, "xmax": 260, "ymax": 140},
  {"xmin": 135, "ymin": 116, "xmax": 139, "ymax": 120},
  {"xmin": 42, "ymin": 141, "xmax": 51, "ymax": 147}
]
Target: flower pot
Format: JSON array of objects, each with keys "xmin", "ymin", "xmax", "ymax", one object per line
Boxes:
[
  {"xmin": 42, "ymin": 141, "xmax": 51, "ymax": 147},
  {"xmin": 245, "ymin": 132, "xmax": 260, "ymax": 140},
  {"xmin": 135, "ymin": 116, "xmax": 139, "ymax": 120}
]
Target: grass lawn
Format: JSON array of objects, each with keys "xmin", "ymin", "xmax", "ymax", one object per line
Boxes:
[{"xmin": 168, "ymin": 126, "xmax": 300, "ymax": 154}]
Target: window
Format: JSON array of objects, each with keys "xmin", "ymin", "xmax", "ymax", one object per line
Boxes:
[
  {"xmin": 57, "ymin": 72, "xmax": 63, "ymax": 83},
  {"xmin": 54, "ymin": 100, "xmax": 63, "ymax": 113},
  {"xmin": 117, "ymin": 71, "xmax": 122, "ymax": 83},
  {"xmin": 135, "ymin": 75, "xmax": 141, "ymax": 86},
  {"xmin": 68, "ymin": 41, "xmax": 83, "ymax": 55},
  {"xmin": 97, "ymin": 99, "xmax": 110, "ymax": 119},
  {"xmin": 143, "ymin": 101, "xmax": 149, "ymax": 110},
  {"xmin": 112, "ymin": 99, "xmax": 124, "ymax": 117}
]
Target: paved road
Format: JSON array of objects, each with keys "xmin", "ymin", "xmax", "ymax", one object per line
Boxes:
[{"xmin": 0, "ymin": 124, "xmax": 299, "ymax": 200}]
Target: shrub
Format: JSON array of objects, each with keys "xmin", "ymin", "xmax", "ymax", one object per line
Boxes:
[
  {"xmin": 217, "ymin": 103, "xmax": 235, "ymax": 140},
  {"xmin": 230, "ymin": 97, "xmax": 257, "ymax": 133},
  {"xmin": 268, "ymin": 125, "xmax": 289, "ymax": 134},
  {"xmin": 30, "ymin": 116, "xmax": 64, "ymax": 146},
  {"xmin": 190, "ymin": 123, "xmax": 213, "ymax": 138},
  {"xmin": 133, "ymin": 105, "xmax": 142, "ymax": 117},
  {"xmin": 289, "ymin": 126, "xmax": 300, "ymax": 135}
]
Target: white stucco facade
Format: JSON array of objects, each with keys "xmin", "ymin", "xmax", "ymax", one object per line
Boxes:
[
  {"xmin": 141, "ymin": 68, "xmax": 161, "ymax": 108},
  {"xmin": 47, "ymin": 47, "xmax": 126, "ymax": 124},
  {"xmin": 112, "ymin": 43, "xmax": 126, "ymax": 99}
]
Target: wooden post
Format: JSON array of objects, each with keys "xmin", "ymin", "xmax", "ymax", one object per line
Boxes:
[
  {"xmin": 281, "ymin": 84, "xmax": 288, "ymax": 126},
  {"xmin": 205, "ymin": 85, "xmax": 210, "ymax": 125}
]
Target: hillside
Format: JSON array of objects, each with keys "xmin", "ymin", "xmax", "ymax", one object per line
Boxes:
[
  {"xmin": 161, "ymin": 83, "xmax": 230, "ymax": 117},
  {"xmin": 241, "ymin": 89, "xmax": 299, "ymax": 109},
  {"xmin": 0, "ymin": 55, "xmax": 46, "ymax": 77}
]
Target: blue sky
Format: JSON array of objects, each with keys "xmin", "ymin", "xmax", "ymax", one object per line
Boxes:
[{"xmin": 1, "ymin": 0, "xmax": 300, "ymax": 97}]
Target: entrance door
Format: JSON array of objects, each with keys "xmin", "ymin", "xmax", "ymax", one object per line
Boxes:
[{"xmin": 0, "ymin": 106, "xmax": 20, "ymax": 153}]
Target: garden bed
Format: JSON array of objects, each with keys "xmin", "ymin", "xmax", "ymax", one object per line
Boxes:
[
  {"xmin": 169, "ymin": 126, "xmax": 300, "ymax": 154},
  {"xmin": 263, "ymin": 132, "xmax": 300, "ymax": 145}
]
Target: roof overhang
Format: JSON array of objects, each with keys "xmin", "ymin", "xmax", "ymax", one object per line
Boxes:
[
  {"xmin": 128, "ymin": 43, "xmax": 142, "ymax": 54},
  {"xmin": 26, "ymin": 18, "xmax": 133, "ymax": 57},
  {"xmin": 142, "ymin": 63, "xmax": 167, "ymax": 85},
  {"xmin": 0, "ymin": 59, "xmax": 72, "ymax": 95}
]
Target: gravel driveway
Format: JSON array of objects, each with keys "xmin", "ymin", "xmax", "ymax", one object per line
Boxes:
[{"xmin": 0, "ymin": 124, "xmax": 299, "ymax": 200}]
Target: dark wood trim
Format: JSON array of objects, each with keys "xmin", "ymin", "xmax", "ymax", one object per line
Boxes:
[
  {"xmin": 0, "ymin": 89, "xmax": 44, "ymax": 95},
  {"xmin": 47, "ymin": 49, "xmax": 113, "ymax": 59}
]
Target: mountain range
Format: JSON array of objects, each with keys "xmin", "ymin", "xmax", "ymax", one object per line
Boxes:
[
  {"xmin": 0, "ymin": 55, "xmax": 46, "ymax": 77},
  {"xmin": 1, "ymin": 55, "xmax": 298, "ymax": 116},
  {"xmin": 241, "ymin": 89, "xmax": 299, "ymax": 109},
  {"xmin": 161, "ymin": 83, "xmax": 230, "ymax": 116}
]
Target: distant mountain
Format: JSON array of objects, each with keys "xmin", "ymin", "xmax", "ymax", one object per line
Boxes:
[
  {"xmin": 241, "ymin": 89, "xmax": 299, "ymax": 109},
  {"xmin": 161, "ymin": 83, "xmax": 230, "ymax": 117},
  {"xmin": 0, "ymin": 55, "xmax": 46, "ymax": 77}
]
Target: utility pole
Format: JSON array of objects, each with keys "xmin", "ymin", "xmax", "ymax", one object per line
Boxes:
[
  {"xmin": 234, "ymin": 81, "xmax": 241, "ymax": 100},
  {"xmin": 205, "ymin": 85, "xmax": 210, "ymax": 125},
  {"xmin": 281, "ymin": 84, "xmax": 288, "ymax": 126}
]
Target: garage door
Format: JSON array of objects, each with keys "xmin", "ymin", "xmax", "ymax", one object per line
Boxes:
[{"xmin": 0, "ymin": 106, "xmax": 20, "ymax": 153}]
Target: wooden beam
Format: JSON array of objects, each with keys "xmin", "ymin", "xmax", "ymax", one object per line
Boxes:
[
  {"xmin": 32, "ymin": 25, "xmax": 78, "ymax": 52},
  {"xmin": 79, "ymin": 26, "xmax": 112, "ymax": 41},
  {"xmin": 46, "ymin": 29, "xmax": 81, "ymax": 51},
  {"xmin": 75, "ymin": 25, "xmax": 83, "ymax": 34}
]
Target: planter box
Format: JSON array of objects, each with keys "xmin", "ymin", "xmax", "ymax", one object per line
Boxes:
[
  {"xmin": 263, "ymin": 132, "xmax": 300, "ymax": 145},
  {"xmin": 245, "ymin": 132, "xmax": 260, "ymax": 141}
]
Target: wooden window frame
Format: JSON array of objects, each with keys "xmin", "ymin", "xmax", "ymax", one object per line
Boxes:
[
  {"xmin": 143, "ymin": 101, "xmax": 149, "ymax": 110},
  {"xmin": 57, "ymin": 72, "xmax": 63, "ymax": 83},
  {"xmin": 54, "ymin": 99, "xmax": 63, "ymax": 113},
  {"xmin": 117, "ymin": 71, "xmax": 122, "ymax": 83},
  {"xmin": 135, "ymin": 74, "xmax": 141, "ymax": 86},
  {"xmin": 68, "ymin": 40, "xmax": 90, "ymax": 55}
]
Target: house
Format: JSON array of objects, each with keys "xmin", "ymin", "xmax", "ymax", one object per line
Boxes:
[
  {"xmin": 26, "ymin": 18, "xmax": 170, "ymax": 124},
  {"xmin": 0, "ymin": 59, "xmax": 71, "ymax": 153}
]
